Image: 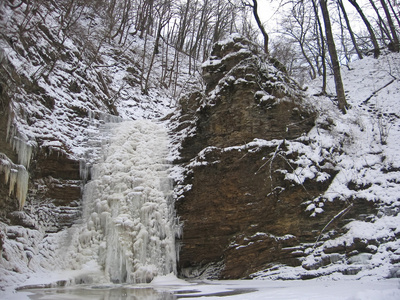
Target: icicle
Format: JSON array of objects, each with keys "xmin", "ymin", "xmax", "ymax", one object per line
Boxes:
[
  {"xmin": 12, "ymin": 137, "xmax": 33, "ymax": 168},
  {"xmin": 6, "ymin": 106, "xmax": 34, "ymax": 168},
  {"xmin": 3, "ymin": 111, "xmax": 32, "ymax": 209},
  {"xmin": 8, "ymin": 169, "xmax": 17, "ymax": 196},
  {"xmin": 79, "ymin": 159, "xmax": 90, "ymax": 182},
  {"xmin": 15, "ymin": 165, "xmax": 29, "ymax": 209},
  {"xmin": 6, "ymin": 109, "xmax": 13, "ymax": 142},
  {"xmin": 79, "ymin": 110, "xmax": 123, "ymax": 183},
  {"xmin": 0, "ymin": 156, "xmax": 11, "ymax": 184},
  {"xmin": 0, "ymin": 153, "xmax": 29, "ymax": 210},
  {"xmin": 87, "ymin": 109, "xmax": 123, "ymax": 125}
]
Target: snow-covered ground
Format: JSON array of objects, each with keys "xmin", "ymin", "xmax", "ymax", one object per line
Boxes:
[{"xmin": 4, "ymin": 274, "xmax": 400, "ymax": 300}]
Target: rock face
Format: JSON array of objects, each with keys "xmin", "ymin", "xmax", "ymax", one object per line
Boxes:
[
  {"xmin": 0, "ymin": 57, "xmax": 81, "ymax": 232},
  {"xmin": 178, "ymin": 37, "xmax": 314, "ymax": 159},
  {"xmin": 173, "ymin": 35, "xmax": 374, "ymax": 279}
]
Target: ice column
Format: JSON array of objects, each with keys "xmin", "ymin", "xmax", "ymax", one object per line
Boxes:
[
  {"xmin": 2, "ymin": 111, "xmax": 33, "ymax": 210},
  {"xmin": 79, "ymin": 120, "xmax": 179, "ymax": 283},
  {"xmin": 0, "ymin": 153, "xmax": 29, "ymax": 210}
]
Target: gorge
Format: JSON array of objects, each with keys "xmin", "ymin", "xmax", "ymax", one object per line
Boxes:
[{"xmin": 1, "ymin": 1, "xmax": 400, "ymax": 298}]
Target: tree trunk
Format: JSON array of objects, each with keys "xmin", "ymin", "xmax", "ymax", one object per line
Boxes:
[
  {"xmin": 320, "ymin": 0, "xmax": 348, "ymax": 113},
  {"xmin": 348, "ymin": 0, "xmax": 380, "ymax": 58},
  {"xmin": 177, "ymin": 0, "xmax": 190, "ymax": 51},
  {"xmin": 312, "ymin": 0, "xmax": 327, "ymax": 94},
  {"xmin": 251, "ymin": 0, "xmax": 269, "ymax": 54},
  {"xmin": 380, "ymin": 0, "xmax": 399, "ymax": 51},
  {"xmin": 190, "ymin": 0, "xmax": 209, "ymax": 59},
  {"xmin": 369, "ymin": 0, "xmax": 392, "ymax": 41},
  {"xmin": 387, "ymin": 0, "xmax": 400, "ymax": 30},
  {"xmin": 338, "ymin": 0, "xmax": 363, "ymax": 59}
]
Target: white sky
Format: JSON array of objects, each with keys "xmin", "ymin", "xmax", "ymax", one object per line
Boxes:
[{"xmin": 257, "ymin": 0, "xmax": 376, "ymax": 37}]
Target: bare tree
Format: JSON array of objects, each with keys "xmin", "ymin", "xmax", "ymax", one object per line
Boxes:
[
  {"xmin": 387, "ymin": 0, "xmax": 400, "ymax": 29},
  {"xmin": 312, "ymin": 0, "xmax": 327, "ymax": 94},
  {"xmin": 137, "ymin": 0, "xmax": 155, "ymax": 39},
  {"xmin": 337, "ymin": 0, "xmax": 363, "ymax": 59},
  {"xmin": 189, "ymin": 0, "xmax": 212, "ymax": 59},
  {"xmin": 320, "ymin": 0, "xmax": 348, "ymax": 113},
  {"xmin": 111, "ymin": 0, "xmax": 134, "ymax": 44},
  {"xmin": 379, "ymin": 0, "xmax": 399, "ymax": 51},
  {"xmin": 212, "ymin": 0, "xmax": 234, "ymax": 43},
  {"xmin": 143, "ymin": 0, "xmax": 172, "ymax": 94},
  {"xmin": 348, "ymin": 0, "xmax": 380, "ymax": 58},
  {"xmin": 369, "ymin": 0, "xmax": 392, "ymax": 42},
  {"xmin": 243, "ymin": 0, "xmax": 269, "ymax": 54},
  {"xmin": 281, "ymin": 1, "xmax": 317, "ymax": 79},
  {"xmin": 176, "ymin": 0, "xmax": 191, "ymax": 51}
]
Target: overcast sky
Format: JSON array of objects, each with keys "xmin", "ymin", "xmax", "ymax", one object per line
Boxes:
[{"xmin": 257, "ymin": 0, "xmax": 375, "ymax": 38}]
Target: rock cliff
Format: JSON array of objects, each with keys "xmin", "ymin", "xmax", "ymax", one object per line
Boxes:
[{"xmin": 173, "ymin": 35, "xmax": 378, "ymax": 279}]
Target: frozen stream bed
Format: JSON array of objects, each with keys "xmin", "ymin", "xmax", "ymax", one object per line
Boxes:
[{"xmin": 4, "ymin": 274, "xmax": 400, "ymax": 300}]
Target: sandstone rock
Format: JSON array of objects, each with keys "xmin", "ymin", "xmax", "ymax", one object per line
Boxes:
[
  {"xmin": 174, "ymin": 35, "xmax": 375, "ymax": 279},
  {"xmin": 178, "ymin": 35, "xmax": 315, "ymax": 163}
]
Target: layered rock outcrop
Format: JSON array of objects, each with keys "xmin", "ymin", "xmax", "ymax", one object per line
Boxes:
[
  {"xmin": 0, "ymin": 54, "xmax": 81, "ymax": 232},
  {"xmin": 173, "ymin": 35, "xmax": 375, "ymax": 279}
]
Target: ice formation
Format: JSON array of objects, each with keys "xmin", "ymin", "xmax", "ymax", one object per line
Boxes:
[
  {"xmin": 0, "ymin": 111, "xmax": 34, "ymax": 210},
  {"xmin": 79, "ymin": 111, "xmax": 124, "ymax": 182},
  {"xmin": 6, "ymin": 113, "xmax": 33, "ymax": 168},
  {"xmin": 0, "ymin": 153, "xmax": 29, "ymax": 210},
  {"xmin": 69, "ymin": 119, "xmax": 180, "ymax": 283}
]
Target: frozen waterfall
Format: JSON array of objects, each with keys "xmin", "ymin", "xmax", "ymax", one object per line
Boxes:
[{"xmin": 70, "ymin": 119, "xmax": 180, "ymax": 283}]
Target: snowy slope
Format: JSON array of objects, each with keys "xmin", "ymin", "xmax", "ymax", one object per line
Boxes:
[{"xmin": 0, "ymin": 1, "xmax": 200, "ymax": 162}]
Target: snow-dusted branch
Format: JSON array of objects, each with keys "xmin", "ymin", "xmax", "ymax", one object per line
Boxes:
[
  {"xmin": 362, "ymin": 78, "xmax": 396, "ymax": 105},
  {"xmin": 313, "ymin": 202, "xmax": 353, "ymax": 250}
]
